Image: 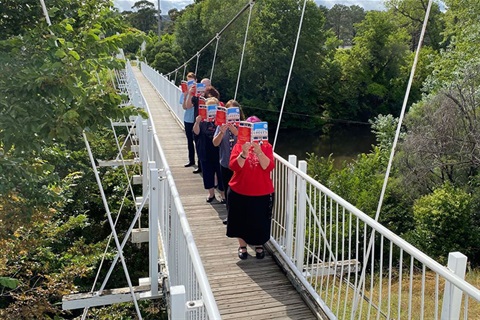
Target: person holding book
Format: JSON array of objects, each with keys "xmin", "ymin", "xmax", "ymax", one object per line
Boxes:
[
  {"xmin": 193, "ymin": 97, "xmax": 226, "ymax": 203},
  {"xmin": 189, "ymin": 78, "xmax": 214, "ymax": 173},
  {"xmin": 226, "ymin": 116, "xmax": 275, "ymax": 260},
  {"xmin": 182, "ymin": 72, "xmax": 200, "ymax": 171},
  {"xmin": 212, "ymin": 100, "xmax": 245, "ymax": 224}
]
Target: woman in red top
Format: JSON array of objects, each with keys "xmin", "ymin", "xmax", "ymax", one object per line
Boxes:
[{"xmin": 226, "ymin": 116, "xmax": 275, "ymax": 260}]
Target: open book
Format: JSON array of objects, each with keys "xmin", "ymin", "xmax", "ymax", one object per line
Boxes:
[
  {"xmin": 181, "ymin": 79, "xmax": 195, "ymax": 94},
  {"xmin": 237, "ymin": 121, "xmax": 268, "ymax": 145}
]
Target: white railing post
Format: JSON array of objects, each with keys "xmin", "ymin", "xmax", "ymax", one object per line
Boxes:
[
  {"xmin": 286, "ymin": 155, "xmax": 297, "ymax": 258},
  {"xmin": 294, "ymin": 160, "xmax": 307, "ymax": 270},
  {"xmin": 149, "ymin": 162, "xmax": 159, "ymax": 296},
  {"xmin": 170, "ymin": 285, "xmax": 186, "ymax": 320},
  {"xmin": 441, "ymin": 252, "xmax": 468, "ymax": 320},
  {"xmin": 141, "ymin": 120, "xmax": 148, "ymax": 200}
]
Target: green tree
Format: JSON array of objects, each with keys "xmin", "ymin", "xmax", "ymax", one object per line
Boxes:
[
  {"xmin": 0, "ymin": 0, "xmax": 141, "ymax": 154},
  {"xmin": 385, "ymin": 0, "xmax": 445, "ymax": 51},
  {"xmin": 127, "ymin": 0, "xmax": 159, "ymax": 34},
  {"xmin": 325, "ymin": 4, "xmax": 365, "ymax": 47},
  {"xmin": 332, "ymin": 10, "xmax": 410, "ymax": 122},
  {"xmin": 238, "ymin": 0, "xmax": 336, "ymax": 129},
  {"xmin": 408, "ymin": 183, "xmax": 478, "ymax": 264}
]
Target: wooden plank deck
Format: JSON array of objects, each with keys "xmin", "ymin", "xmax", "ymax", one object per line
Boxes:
[{"xmin": 132, "ymin": 67, "xmax": 318, "ymax": 320}]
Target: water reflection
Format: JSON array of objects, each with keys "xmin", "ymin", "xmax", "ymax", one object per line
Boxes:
[{"xmin": 273, "ymin": 125, "xmax": 376, "ymax": 165}]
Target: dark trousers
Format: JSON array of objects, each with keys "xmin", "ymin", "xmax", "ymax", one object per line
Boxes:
[
  {"xmin": 200, "ymin": 160, "xmax": 224, "ymax": 191},
  {"xmin": 220, "ymin": 165, "xmax": 233, "ymax": 208},
  {"xmin": 184, "ymin": 121, "xmax": 195, "ymax": 164}
]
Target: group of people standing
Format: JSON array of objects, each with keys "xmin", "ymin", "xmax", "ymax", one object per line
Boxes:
[{"xmin": 181, "ymin": 72, "xmax": 275, "ymax": 260}]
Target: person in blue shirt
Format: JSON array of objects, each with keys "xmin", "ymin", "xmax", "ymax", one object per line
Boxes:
[{"xmin": 182, "ymin": 72, "xmax": 198, "ymax": 169}]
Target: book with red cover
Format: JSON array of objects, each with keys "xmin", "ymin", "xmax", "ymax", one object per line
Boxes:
[
  {"xmin": 215, "ymin": 106, "xmax": 227, "ymax": 126},
  {"xmin": 198, "ymin": 97, "xmax": 207, "ymax": 121},
  {"xmin": 237, "ymin": 121, "xmax": 252, "ymax": 145},
  {"xmin": 181, "ymin": 81, "xmax": 188, "ymax": 93},
  {"xmin": 181, "ymin": 79, "xmax": 195, "ymax": 94},
  {"xmin": 237, "ymin": 121, "xmax": 268, "ymax": 145}
]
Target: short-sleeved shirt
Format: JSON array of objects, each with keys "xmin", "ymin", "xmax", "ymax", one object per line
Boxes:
[{"xmin": 215, "ymin": 126, "xmax": 237, "ymax": 168}]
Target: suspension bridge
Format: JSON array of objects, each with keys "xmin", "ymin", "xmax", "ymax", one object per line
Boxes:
[
  {"xmin": 59, "ymin": 60, "xmax": 480, "ymax": 319},
  {"xmin": 55, "ymin": 0, "xmax": 480, "ymax": 319}
]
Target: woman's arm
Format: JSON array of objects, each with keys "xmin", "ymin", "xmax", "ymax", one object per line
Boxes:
[
  {"xmin": 213, "ymin": 124, "xmax": 227, "ymax": 147},
  {"xmin": 252, "ymin": 143, "xmax": 270, "ymax": 170},
  {"xmin": 193, "ymin": 115, "xmax": 202, "ymax": 135}
]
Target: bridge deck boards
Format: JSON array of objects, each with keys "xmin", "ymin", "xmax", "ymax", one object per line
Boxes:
[{"xmin": 133, "ymin": 67, "xmax": 316, "ymax": 320}]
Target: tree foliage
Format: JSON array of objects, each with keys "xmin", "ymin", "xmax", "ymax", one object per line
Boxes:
[
  {"xmin": 408, "ymin": 183, "xmax": 479, "ymax": 264},
  {"xmin": 325, "ymin": 4, "xmax": 365, "ymax": 47},
  {"xmin": 0, "ymin": 0, "xmax": 142, "ymax": 154},
  {"xmin": 0, "ymin": 0, "xmax": 158, "ymax": 317}
]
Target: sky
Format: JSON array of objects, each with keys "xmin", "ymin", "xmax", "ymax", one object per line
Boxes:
[{"xmin": 114, "ymin": 0, "xmax": 386, "ymax": 13}]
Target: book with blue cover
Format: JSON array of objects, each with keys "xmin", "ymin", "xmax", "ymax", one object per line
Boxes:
[
  {"xmin": 226, "ymin": 107, "xmax": 240, "ymax": 125},
  {"xmin": 207, "ymin": 104, "xmax": 217, "ymax": 122}
]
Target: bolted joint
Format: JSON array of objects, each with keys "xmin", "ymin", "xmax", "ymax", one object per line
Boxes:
[{"xmin": 186, "ymin": 299, "xmax": 204, "ymax": 310}]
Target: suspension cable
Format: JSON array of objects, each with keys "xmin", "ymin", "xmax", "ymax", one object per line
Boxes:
[
  {"xmin": 166, "ymin": 0, "xmax": 255, "ymax": 77},
  {"xmin": 194, "ymin": 52, "xmax": 200, "ymax": 75},
  {"xmin": 234, "ymin": 0, "xmax": 254, "ymax": 101},
  {"xmin": 210, "ymin": 34, "xmax": 221, "ymax": 81},
  {"xmin": 351, "ymin": 1, "xmax": 434, "ymax": 318},
  {"xmin": 272, "ymin": 0, "xmax": 308, "ymax": 151}
]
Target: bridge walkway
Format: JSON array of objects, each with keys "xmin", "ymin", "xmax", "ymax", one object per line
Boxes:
[{"xmin": 132, "ymin": 67, "xmax": 317, "ymax": 319}]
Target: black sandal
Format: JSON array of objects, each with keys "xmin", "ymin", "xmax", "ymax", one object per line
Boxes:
[
  {"xmin": 238, "ymin": 246, "xmax": 248, "ymax": 260},
  {"xmin": 206, "ymin": 196, "xmax": 215, "ymax": 203},
  {"xmin": 255, "ymin": 246, "xmax": 265, "ymax": 259}
]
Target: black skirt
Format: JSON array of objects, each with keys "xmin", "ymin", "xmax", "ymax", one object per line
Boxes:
[{"xmin": 226, "ymin": 189, "xmax": 274, "ymax": 245}]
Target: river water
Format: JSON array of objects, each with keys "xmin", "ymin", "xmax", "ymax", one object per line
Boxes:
[{"xmin": 272, "ymin": 124, "xmax": 376, "ymax": 165}]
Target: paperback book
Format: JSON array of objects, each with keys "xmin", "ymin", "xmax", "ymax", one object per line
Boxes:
[
  {"xmin": 226, "ymin": 107, "xmax": 240, "ymax": 126},
  {"xmin": 237, "ymin": 121, "xmax": 268, "ymax": 145},
  {"xmin": 195, "ymin": 83, "xmax": 206, "ymax": 97},
  {"xmin": 181, "ymin": 79, "xmax": 195, "ymax": 94},
  {"xmin": 215, "ymin": 106, "xmax": 227, "ymax": 126},
  {"xmin": 198, "ymin": 98, "xmax": 207, "ymax": 121},
  {"xmin": 207, "ymin": 105, "xmax": 217, "ymax": 122}
]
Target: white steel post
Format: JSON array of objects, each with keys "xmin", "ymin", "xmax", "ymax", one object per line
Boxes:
[
  {"xmin": 294, "ymin": 160, "xmax": 307, "ymax": 271},
  {"xmin": 141, "ymin": 121, "xmax": 148, "ymax": 200},
  {"xmin": 286, "ymin": 155, "xmax": 297, "ymax": 258},
  {"xmin": 170, "ymin": 285, "xmax": 186, "ymax": 320},
  {"xmin": 441, "ymin": 252, "xmax": 467, "ymax": 320},
  {"xmin": 149, "ymin": 162, "xmax": 159, "ymax": 296}
]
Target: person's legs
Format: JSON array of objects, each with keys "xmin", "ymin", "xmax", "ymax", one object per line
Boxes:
[
  {"xmin": 193, "ymin": 134, "xmax": 202, "ymax": 173},
  {"xmin": 220, "ymin": 166, "xmax": 233, "ymax": 224},
  {"xmin": 184, "ymin": 122, "xmax": 195, "ymax": 165},
  {"xmin": 201, "ymin": 160, "xmax": 216, "ymax": 201}
]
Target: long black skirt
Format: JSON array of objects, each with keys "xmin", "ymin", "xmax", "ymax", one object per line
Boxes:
[{"xmin": 226, "ymin": 189, "xmax": 274, "ymax": 245}]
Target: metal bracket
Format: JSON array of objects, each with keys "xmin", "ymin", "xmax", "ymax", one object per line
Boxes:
[{"xmin": 186, "ymin": 300, "xmax": 204, "ymax": 310}]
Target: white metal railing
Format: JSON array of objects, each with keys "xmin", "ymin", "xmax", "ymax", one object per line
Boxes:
[
  {"xmin": 139, "ymin": 62, "xmax": 480, "ymax": 319},
  {"xmin": 140, "ymin": 62, "xmax": 184, "ymax": 127},
  {"xmin": 126, "ymin": 62, "xmax": 221, "ymax": 319},
  {"xmin": 271, "ymin": 155, "xmax": 480, "ymax": 319}
]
